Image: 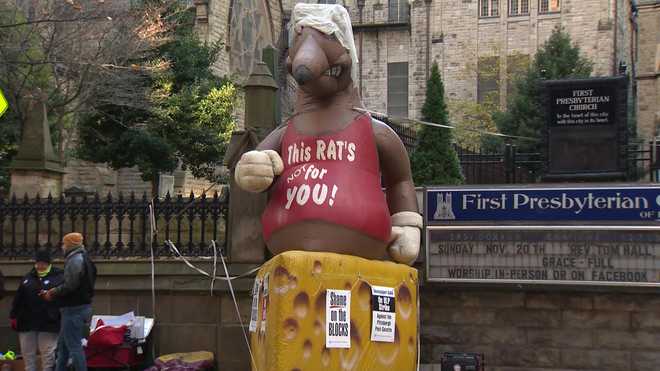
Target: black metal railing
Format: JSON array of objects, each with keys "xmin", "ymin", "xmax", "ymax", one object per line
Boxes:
[
  {"xmin": 627, "ymin": 139, "xmax": 660, "ymax": 182},
  {"xmin": 382, "ymin": 118, "xmax": 418, "ymax": 153},
  {"xmin": 371, "ymin": 115, "xmax": 544, "ymax": 184},
  {"xmin": 454, "ymin": 144, "xmax": 542, "ymax": 184},
  {"xmin": 455, "ymin": 139, "xmax": 659, "ymax": 184},
  {"xmin": 0, "ymin": 191, "xmax": 228, "ymax": 259}
]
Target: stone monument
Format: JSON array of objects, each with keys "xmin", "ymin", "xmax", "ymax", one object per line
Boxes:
[{"xmin": 9, "ymin": 93, "xmax": 65, "ymax": 198}]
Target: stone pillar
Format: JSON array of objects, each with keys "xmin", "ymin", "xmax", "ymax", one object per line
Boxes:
[
  {"xmin": 224, "ymin": 61, "xmax": 278, "ymax": 263},
  {"xmin": 9, "ymin": 95, "xmax": 64, "ymax": 198},
  {"xmin": 635, "ymin": 0, "xmax": 660, "ymax": 140},
  {"xmin": 262, "ymin": 45, "xmax": 282, "ymax": 126}
]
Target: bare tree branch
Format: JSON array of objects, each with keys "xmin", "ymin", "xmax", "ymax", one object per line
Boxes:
[
  {"xmin": 0, "ymin": 15, "xmax": 108, "ymax": 29},
  {"xmin": 0, "ymin": 0, "xmax": 174, "ymax": 141}
]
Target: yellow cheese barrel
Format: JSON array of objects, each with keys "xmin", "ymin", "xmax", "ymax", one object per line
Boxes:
[{"xmin": 249, "ymin": 251, "xmax": 418, "ymax": 371}]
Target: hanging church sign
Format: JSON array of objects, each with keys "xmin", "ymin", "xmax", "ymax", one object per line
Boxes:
[
  {"xmin": 425, "ymin": 186, "xmax": 660, "ymax": 287},
  {"xmin": 542, "ymin": 76, "xmax": 628, "ymax": 181}
]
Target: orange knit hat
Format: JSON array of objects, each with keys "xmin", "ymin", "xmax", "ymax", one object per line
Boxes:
[{"xmin": 63, "ymin": 233, "xmax": 83, "ymax": 250}]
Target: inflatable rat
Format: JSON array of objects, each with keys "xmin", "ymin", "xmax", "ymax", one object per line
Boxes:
[{"xmin": 234, "ymin": 4, "xmax": 421, "ymax": 265}]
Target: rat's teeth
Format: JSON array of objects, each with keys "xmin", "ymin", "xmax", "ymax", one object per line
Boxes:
[{"xmin": 323, "ymin": 66, "xmax": 343, "ymax": 77}]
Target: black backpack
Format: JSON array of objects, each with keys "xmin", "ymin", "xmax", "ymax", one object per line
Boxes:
[{"xmin": 81, "ymin": 252, "xmax": 97, "ymax": 299}]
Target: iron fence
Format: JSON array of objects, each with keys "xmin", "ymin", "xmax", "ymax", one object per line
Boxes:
[
  {"xmin": 0, "ymin": 191, "xmax": 228, "ymax": 259},
  {"xmin": 454, "ymin": 144, "xmax": 542, "ymax": 184},
  {"xmin": 627, "ymin": 139, "xmax": 660, "ymax": 182},
  {"xmin": 457, "ymin": 140, "xmax": 659, "ymax": 184},
  {"xmin": 378, "ymin": 116, "xmax": 542, "ymax": 184},
  {"xmin": 383, "ymin": 118, "xmax": 418, "ymax": 153}
]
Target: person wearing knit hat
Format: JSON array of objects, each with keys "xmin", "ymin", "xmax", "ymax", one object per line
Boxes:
[
  {"xmin": 10, "ymin": 248, "xmax": 64, "ymax": 371},
  {"xmin": 41, "ymin": 233, "xmax": 96, "ymax": 371},
  {"xmin": 62, "ymin": 233, "xmax": 83, "ymax": 252}
]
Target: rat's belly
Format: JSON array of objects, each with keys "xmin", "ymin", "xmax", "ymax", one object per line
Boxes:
[{"xmin": 266, "ymin": 220, "xmax": 390, "ymax": 261}]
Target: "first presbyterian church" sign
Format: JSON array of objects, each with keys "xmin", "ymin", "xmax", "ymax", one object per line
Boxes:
[
  {"xmin": 425, "ymin": 185, "xmax": 660, "ymax": 287},
  {"xmin": 426, "ymin": 186, "xmax": 660, "ymax": 222}
]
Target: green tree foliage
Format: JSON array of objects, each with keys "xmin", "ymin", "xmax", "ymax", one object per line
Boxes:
[
  {"xmin": 77, "ymin": 4, "xmax": 236, "ymax": 190},
  {"xmin": 449, "ymin": 99, "xmax": 499, "ymax": 150},
  {"xmin": 496, "ymin": 26, "xmax": 593, "ymax": 153},
  {"xmin": 410, "ymin": 63, "xmax": 464, "ymax": 185}
]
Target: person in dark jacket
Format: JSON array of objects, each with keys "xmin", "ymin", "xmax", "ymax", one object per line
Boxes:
[
  {"xmin": 41, "ymin": 233, "xmax": 96, "ymax": 371},
  {"xmin": 9, "ymin": 248, "xmax": 64, "ymax": 371}
]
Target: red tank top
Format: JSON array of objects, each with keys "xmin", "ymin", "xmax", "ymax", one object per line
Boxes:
[{"xmin": 262, "ymin": 114, "xmax": 391, "ymax": 242}]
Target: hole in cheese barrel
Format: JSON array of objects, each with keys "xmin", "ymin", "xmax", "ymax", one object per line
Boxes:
[
  {"xmin": 314, "ymin": 290, "xmax": 326, "ymax": 315},
  {"xmin": 357, "ymin": 280, "xmax": 371, "ymax": 311},
  {"xmin": 398, "ymin": 283, "xmax": 413, "ymax": 320},
  {"xmin": 313, "ymin": 320, "xmax": 322, "ymax": 336},
  {"xmin": 303, "ymin": 339, "xmax": 313, "ymax": 359},
  {"xmin": 321, "ymin": 348, "xmax": 330, "ymax": 367},
  {"xmin": 350, "ymin": 320, "xmax": 361, "ymax": 344},
  {"xmin": 289, "ymin": 275, "xmax": 298, "ymax": 290},
  {"xmin": 293, "ymin": 292, "xmax": 310, "ymax": 319},
  {"xmin": 313, "ymin": 260, "xmax": 322, "ymax": 274},
  {"xmin": 283, "ymin": 318, "xmax": 299, "ymax": 341}
]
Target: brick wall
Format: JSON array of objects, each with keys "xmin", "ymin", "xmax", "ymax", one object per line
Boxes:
[
  {"xmin": 420, "ymin": 288, "xmax": 660, "ymax": 371},
  {"xmin": 207, "ymin": 0, "xmax": 231, "ymax": 77}
]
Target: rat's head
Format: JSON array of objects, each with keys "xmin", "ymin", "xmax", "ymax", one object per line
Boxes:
[{"xmin": 287, "ymin": 4, "xmax": 358, "ymax": 98}]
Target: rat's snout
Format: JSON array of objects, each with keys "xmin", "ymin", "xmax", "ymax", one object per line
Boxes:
[
  {"xmin": 291, "ymin": 34, "xmax": 329, "ymax": 85},
  {"xmin": 293, "ymin": 66, "xmax": 314, "ymax": 85}
]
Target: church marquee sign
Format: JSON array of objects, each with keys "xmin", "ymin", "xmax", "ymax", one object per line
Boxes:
[{"xmin": 425, "ymin": 185, "xmax": 660, "ymax": 287}]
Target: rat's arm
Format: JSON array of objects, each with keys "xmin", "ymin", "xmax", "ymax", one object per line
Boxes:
[
  {"xmin": 235, "ymin": 126, "xmax": 286, "ymax": 193},
  {"xmin": 256, "ymin": 125, "xmax": 286, "ymax": 152},
  {"xmin": 372, "ymin": 119, "xmax": 418, "ymax": 213},
  {"xmin": 373, "ymin": 118, "xmax": 422, "ymax": 265}
]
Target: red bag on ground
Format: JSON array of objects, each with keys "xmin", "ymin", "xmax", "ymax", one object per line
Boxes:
[{"xmin": 86, "ymin": 319, "xmax": 127, "ymax": 348}]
